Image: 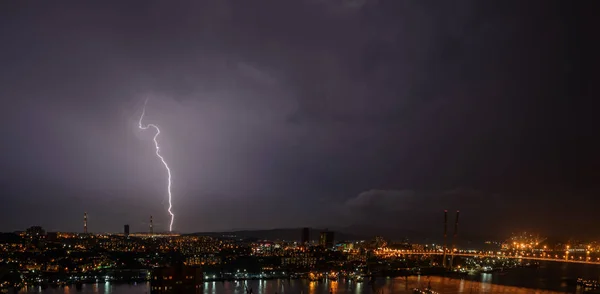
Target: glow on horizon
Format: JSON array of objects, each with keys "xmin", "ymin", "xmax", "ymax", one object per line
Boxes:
[{"xmin": 138, "ymin": 99, "xmax": 175, "ymax": 232}]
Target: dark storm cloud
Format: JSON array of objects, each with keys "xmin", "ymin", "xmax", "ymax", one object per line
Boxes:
[
  {"xmin": 0, "ymin": 0, "xmax": 598, "ymax": 237},
  {"xmin": 342, "ymin": 189, "xmax": 490, "ymax": 214},
  {"xmin": 338, "ymin": 189, "xmax": 503, "ymax": 236}
]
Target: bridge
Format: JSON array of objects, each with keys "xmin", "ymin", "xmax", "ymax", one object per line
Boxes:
[
  {"xmin": 375, "ymin": 249, "xmax": 600, "ymax": 265},
  {"xmin": 385, "ymin": 210, "xmax": 600, "ymax": 266}
]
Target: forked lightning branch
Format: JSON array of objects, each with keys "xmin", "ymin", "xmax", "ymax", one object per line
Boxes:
[{"xmin": 138, "ymin": 99, "xmax": 175, "ymax": 232}]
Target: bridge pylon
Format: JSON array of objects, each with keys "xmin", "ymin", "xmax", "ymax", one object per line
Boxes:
[{"xmin": 449, "ymin": 210, "xmax": 460, "ymax": 269}]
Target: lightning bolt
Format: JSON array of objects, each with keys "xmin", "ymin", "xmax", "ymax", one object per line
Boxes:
[{"xmin": 138, "ymin": 99, "xmax": 175, "ymax": 232}]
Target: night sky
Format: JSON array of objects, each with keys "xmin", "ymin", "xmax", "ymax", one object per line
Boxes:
[{"xmin": 0, "ymin": 1, "xmax": 598, "ymax": 238}]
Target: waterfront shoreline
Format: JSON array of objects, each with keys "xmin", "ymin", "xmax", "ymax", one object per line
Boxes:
[{"xmin": 10, "ymin": 275, "xmax": 569, "ymax": 294}]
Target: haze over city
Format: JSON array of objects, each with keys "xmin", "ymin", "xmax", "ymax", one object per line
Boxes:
[{"xmin": 1, "ymin": 0, "xmax": 598, "ymax": 240}]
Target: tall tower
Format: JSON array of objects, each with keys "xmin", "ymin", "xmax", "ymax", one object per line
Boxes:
[
  {"xmin": 442, "ymin": 210, "xmax": 448, "ymax": 268},
  {"xmin": 84, "ymin": 212, "xmax": 88, "ymax": 234},
  {"xmin": 150, "ymin": 216, "xmax": 154, "ymax": 235}
]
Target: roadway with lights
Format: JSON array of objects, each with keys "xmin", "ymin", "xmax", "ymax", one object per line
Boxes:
[{"xmin": 375, "ymin": 249, "xmax": 600, "ymax": 265}]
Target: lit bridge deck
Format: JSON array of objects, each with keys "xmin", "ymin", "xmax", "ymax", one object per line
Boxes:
[{"xmin": 375, "ymin": 249, "xmax": 600, "ymax": 265}]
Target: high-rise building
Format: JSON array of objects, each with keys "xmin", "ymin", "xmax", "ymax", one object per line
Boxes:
[
  {"xmin": 124, "ymin": 225, "xmax": 130, "ymax": 237},
  {"xmin": 301, "ymin": 227, "xmax": 310, "ymax": 245},
  {"xmin": 319, "ymin": 230, "xmax": 334, "ymax": 248},
  {"xmin": 150, "ymin": 216, "xmax": 154, "ymax": 235}
]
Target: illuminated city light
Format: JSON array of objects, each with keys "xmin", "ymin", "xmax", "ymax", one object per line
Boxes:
[{"xmin": 139, "ymin": 99, "xmax": 175, "ymax": 231}]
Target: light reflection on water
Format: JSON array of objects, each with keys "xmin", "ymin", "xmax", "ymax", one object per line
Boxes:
[{"xmin": 16, "ymin": 276, "xmax": 565, "ymax": 294}]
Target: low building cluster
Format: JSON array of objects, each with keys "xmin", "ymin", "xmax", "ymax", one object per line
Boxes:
[{"xmin": 0, "ymin": 226, "xmax": 388, "ymax": 291}]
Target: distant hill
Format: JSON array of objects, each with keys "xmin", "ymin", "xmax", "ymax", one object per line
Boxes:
[
  {"xmin": 188, "ymin": 228, "xmax": 365, "ymax": 242},
  {"xmin": 187, "ymin": 226, "xmax": 492, "ymax": 246},
  {"xmin": 331, "ymin": 224, "xmax": 495, "ymax": 246}
]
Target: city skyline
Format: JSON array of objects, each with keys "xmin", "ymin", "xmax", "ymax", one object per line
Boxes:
[
  {"xmin": 3, "ymin": 210, "xmax": 597, "ymax": 244},
  {"xmin": 5, "ymin": 218, "xmax": 600, "ymax": 293},
  {"xmin": 1, "ymin": 1, "xmax": 599, "ymax": 237}
]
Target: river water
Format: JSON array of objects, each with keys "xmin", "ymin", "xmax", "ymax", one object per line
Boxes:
[{"xmin": 15, "ymin": 262, "xmax": 600, "ymax": 293}]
